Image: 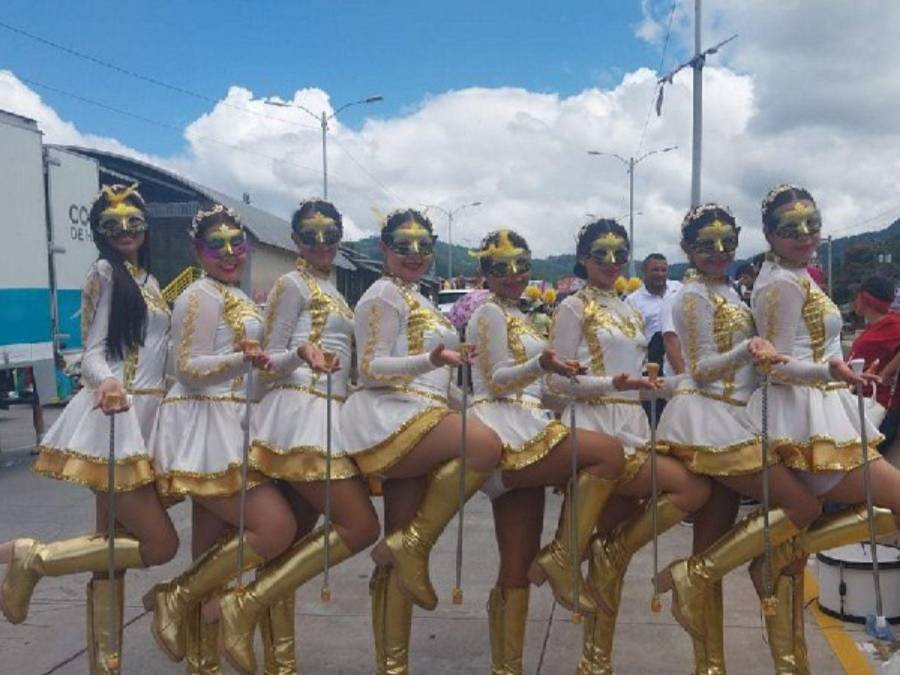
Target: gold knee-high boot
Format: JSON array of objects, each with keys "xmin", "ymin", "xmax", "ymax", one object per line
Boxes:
[
  {"xmin": 385, "ymin": 458, "xmax": 489, "ymax": 610},
  {"xmin": 577, "ymin": 497, "xmax": 689, "ymax": 674},
  {"xmin": 86, "ymin": 578, "xmax": 124, "ymax": 675},
  {"xmin": 148, "ymin": 535, "xmax": 264, "ymax": 663},
  {"xmin": 184, "ymin": 597, "xmax": 221, "ymax": 675},
  {"xmin": 487, "ymin": 586, "xmax": 529, "ymax": 675},
  {"xmin": 1, "ymin": 535, "xmax": 143, "ymax": 625},
  {"xmin": 371, "ymin": 565, "xmax": 413, "ymax": 675},
  {"xmin": 689, "ymin": 581, "xmax": 726, "ymax": 675},
  {"xmin": 259, "ymin": 593, "xmax": 296, "ymax": 675},
  {"xmin": 668, "ymin": 509, "xmax": 800, "ymax": 640},
  {"xmin": 531, "ymin": 472, "xmax": 617, "ymax": 615},
  {"xmin": 219, "ymin": 526, "xmax": 351, "ymax": 674},
  {"xmin": 761, "ymin": 573, "xmax": 809, "ymax": 675},
  {"xmin": 767, "ymin": 505, "xmax": 898, "ymax": 589}
]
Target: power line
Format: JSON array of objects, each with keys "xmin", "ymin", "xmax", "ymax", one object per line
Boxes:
[
  {"xmin": 0, "ymin": 20, "xmax": 319, "ymax": 132},
  {"xmin": 329, "ymin": 135, "xmax": 412, "ymax": 206},
  {"xmin": 19, "ymin": 75, "xmax": 363, "ymax": 192},
  {"xmin": 828, "ymin": 203, "xmax": 900, "ymax": 236},
  {"xmin": 634, "ymin": 0, "xmax": 678, "ymax": 158}
]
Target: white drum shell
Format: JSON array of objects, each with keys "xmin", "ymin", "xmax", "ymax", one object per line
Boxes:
[{"xmin": 816, "ymin": 543, "xmax": 900, "ymax": 622}]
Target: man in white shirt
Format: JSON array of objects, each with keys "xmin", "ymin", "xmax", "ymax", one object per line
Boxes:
[{"xmin": 626, "ymin": 253, "xmax": 683, "ymax": 375}]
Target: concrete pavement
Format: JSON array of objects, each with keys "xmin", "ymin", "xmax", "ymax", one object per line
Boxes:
[{"xmin": 0, "ymin": 406, "xmax": 878, "ymax": 673}]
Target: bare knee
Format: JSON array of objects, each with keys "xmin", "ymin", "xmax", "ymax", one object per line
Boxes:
[
  {"xmin": 466, "ymin": 427, "xmax": 503, "ymax": 472},
  {"xmin": 341, "ymin": 510, "xmax": 381, "ymax": 553},
  {"xmin": 679, "ymin": 476, "xmax": 711, "ymax": 514},
  {"xmin": 140, "ymin": 528, "xmax": 179, "ymax": 567},
  {"xmin": 586, "ymin": 438, "xmax": 625, "ymax": 481},
  {"xmin": 253, "ymin": 516, "xmax": 297, "ymax": 559},
  {"xmin": 785, "ymin": 496, "xmax": 821, "ymax": 530}
]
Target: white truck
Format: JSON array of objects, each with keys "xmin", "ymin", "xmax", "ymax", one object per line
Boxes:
[{"xmin": 0, "ymin": 109, "xmax": 101, "ymax": 405}]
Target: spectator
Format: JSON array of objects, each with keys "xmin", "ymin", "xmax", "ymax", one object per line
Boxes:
[
  {"xmin": 734, "ymin": 261, "xmax": 757, "ymax": 306},
  {"xmin": 848, "ymin": 275, "xmax": 900, "ymax": 458},
  {"xmin": 625, "ymin": 253, "xmax": 683, "ymax": 375}
]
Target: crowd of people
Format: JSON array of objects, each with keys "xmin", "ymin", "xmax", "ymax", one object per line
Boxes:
[{"xmin": 1, "ymin": 181, "xmax": 899, "ymax": 674}]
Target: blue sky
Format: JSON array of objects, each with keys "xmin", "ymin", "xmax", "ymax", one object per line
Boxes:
[{"xmin": 1, "ymin": 1, "xmax": 668, "ymax": 156}]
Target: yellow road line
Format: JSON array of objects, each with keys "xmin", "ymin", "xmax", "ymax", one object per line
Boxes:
[{"xmin": 804, "ymin": 568, "xmax": 874, "ymax": 674}]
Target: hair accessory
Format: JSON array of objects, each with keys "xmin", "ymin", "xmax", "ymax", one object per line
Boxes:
[{"xmin": 189, "ymin": 203, "xmax": 242, "ymax": 238}]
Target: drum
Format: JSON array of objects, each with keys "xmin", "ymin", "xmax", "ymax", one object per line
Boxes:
[{"xmin": 816, "ymin": 543, "xmax": 900, "ymax": 623}]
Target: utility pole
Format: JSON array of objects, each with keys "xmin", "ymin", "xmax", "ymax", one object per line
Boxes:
[
  {"xmin": 656, "ymin": 2, "xmax": 736, "ymax": 207},
  {"xmin": 422, "ymin": 201, "xmax": 483, "ymax": 279},
  {"xmin": 691, "ymin": 0, "xmax": 702, "ymax": 207},
  {"xmin": 587, "ymin": 146, "xmax": 678, "ymax": 277}
]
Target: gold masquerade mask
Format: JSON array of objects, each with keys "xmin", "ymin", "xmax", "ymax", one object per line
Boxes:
[
  {"xmin": 469, "ymin": 230, "xmax": 531, "ymax": 276},
  {"xmin": 97, "ymin": 183, "xmax": 147, "ymax": 238},
  {"xmin": 387, "ymin": 219, "xmax": 435, "ymax": 255},
  {"xmin": 297, "ymin": 211, "xmax": 341, "ymax": 246},
  {"xmin": 588, "ymin": 232, "xmax": 629, "ymax": 265},
  {"xmin": 198, "ymin": 224, "xmax": 248, "ymax": 259},
  {"xmin": 691, "ymin": 219, "xmax": 740, "ymax": 256},
  {"xmin": 773, "ymin": 201, "xmax": 822, "ymax": 239}
]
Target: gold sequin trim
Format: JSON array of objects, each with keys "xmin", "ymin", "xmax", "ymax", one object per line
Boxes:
[
  {"xmin": 672, "ymin": 388, "xmax": 747, "ymax": 406},
  {"xmin": 129, "ymin": 388, "xmax": 166, "ymax": 396},
  {"xmin": 352, "ymin": 406, "xmax": 451, "ymax": 476},
  {"xmin": 800, "ymin": 278, "xmax": 839, "ymax": 363},
  {"xmin": 81, "ymin": 269, "xmax": 102, "ymax": 346},
  {"xmin": 249, "ymin": 440, "xmax": 359, "ymax": 481},
  {"xmin": 297, "ymin": 261, "xmax": 353, "ymax": 388},
  {"xmin": 155, "ymin": 463, "xmax": 268, "ymax": 498},
  {"xmin": 177, "ymin": 290, "xmax": 233, "ymax": 381},
  {"xmin": 618, "ymin": 450, "xmax": 649, "ymax": 486},
  {"xmin": 33, "ymin": 446, "xmax": 155, "ymax": 492},
  {"xmin": 161, "ymin": 393, "xmax": 258, "ymax": 405},
  {"xmin": 262, "ymin": 276, "xmax": 288, "ymax": 347},
  {"xmin": 576, "ymin": 396, "xmax": 642, "ymax": 406},
  {"xmin": 476, "ymin": 308, "xmax": 541, "ymax": 398},
  {"xmin": 270, "ymin": 383, "xmax": 347, "ymax": 402},
  {"xmin": 470, "ymin": 396, "xmax": 545, "ymax": 411},
  {"xmin": 773, "ymin": 435, "xmax": 885, "ymax": 473},
  {"xmin": 360, "ymin": 302, "xmax": 407, "ymax": 384},
  {"xmin": 662, "ymin": 438, "xmax": 775, "ymax": 476},
  {"xmin": 391, "ymin": 277, "xmax": 452, "ymax": 355},
  {"xmin": 500, "ymin": 420, "xmax": 569, "ymax": 471}
]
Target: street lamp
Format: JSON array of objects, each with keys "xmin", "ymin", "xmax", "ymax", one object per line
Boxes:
[
  {"xmin": 587, "ymin": 145, "xmax": 678, "ymax": 277},
  {"xmin": 421, "ymin": 201, "xmax": 483, "ymax": 279},
  {"xmin": 266, "ymin": 95, "xmax": 383, "ymax": 198}
]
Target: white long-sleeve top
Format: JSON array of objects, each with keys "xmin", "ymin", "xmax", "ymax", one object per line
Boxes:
[
  {"xmin": 467, "ymin": 296, "xmax": 545, "ymax": 404},
  {"xmin": 672, "ymin": 273, "xmax": 756, "ymax": 404},
  {"xmin": 167, "ymin": 276, "xmax": 263, "ymax": 400},
  {"xmin": 354, "ymin": 276, "xmax": 458, "ymax": 400},
  {"xmin": 80, "ymin": 259, "xmax": 170, "ymax": 394},
  {"xmin": 262, "ymin": 261, "xmax": 354, "ymax": 399},
  {"xmin": 751, "ymin": 256, "xmax": 842, "ymax": 385},
  {"xmin": 546, "ymin": 286, "xmax": 648, "ymax": 401}
]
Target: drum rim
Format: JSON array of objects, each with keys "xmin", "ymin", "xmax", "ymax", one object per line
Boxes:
[
  {"xmin": 816, "ymin": 549, "xmax": 900, "ymax": 571},
  {"xmin": 817, "ymin": 600, "xmax": 900, "ymax": 625}
]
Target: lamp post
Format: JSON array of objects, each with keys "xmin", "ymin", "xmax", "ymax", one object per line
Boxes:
[
  {"xmin": 422, "ymin": 201, "xmax": 482, "ymax": 279},
  {"xmin": 586, "ymin": 146, "xmax": 677, "ymax": 277},
  {"xmin": 266, "ymin": 95, "xmax": 383, "ymax": 198}
]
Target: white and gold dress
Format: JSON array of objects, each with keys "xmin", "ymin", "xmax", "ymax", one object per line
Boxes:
[
  {"xmin": 546, "ymin": 286, "xmax": 650, "ymax": 481},
  {"xmin": 250, "ymin": 260, "xmax": 358, "ymax": 481},
  {"xmin": 657, "ymin": 272, "xmax": 764, "ymax": 475},
  {"xmin": 466, "ymin": 296, "xmax": 567, "ymax": 496},
  {"xmin": 152, "ymin": 276, "xmax": 267, "ymax": 498},
  {"xmin": 749, "ymin": 254, "xmax": 882, "ymax": 491},
  {"xmin": 35, "ymin": 260, "xmax": 169, "ymax": 491},
  {"xmin": 341, "ymin": 276, "xmax": 457, "ymax": 475}
]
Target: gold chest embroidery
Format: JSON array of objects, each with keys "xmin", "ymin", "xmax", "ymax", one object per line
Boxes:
[
  {"xmin": 393, "ymin": 279, "xmax": 453, "ymax": 356},
  {"xmin": 800, "ymin": 278, "xmax": 838, "ymax": 362},
  {"xmin": 578, "ymin": 288, "xmax": 643, "ymax": 376}
]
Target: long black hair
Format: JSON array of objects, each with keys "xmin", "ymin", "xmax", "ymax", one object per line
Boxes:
[
  {"xmin": 573, "ymin": 218, "xmax": 628, "ymax": 279},
  {"xmin": 88, "ymin": 184, "xmax": 150, "ymax": 360}
]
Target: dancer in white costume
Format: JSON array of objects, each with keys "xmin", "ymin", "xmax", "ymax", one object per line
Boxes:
[
  {"xmin": 740, "ymin": 185, "xmax": 900, "ymax": 672},
  {"xmin": 0, "ymin": 184, "xmax": 178, "ymax": 674},
  {"xmin": 463, "ymin": 229, "xmax": 625, "ymax": 674},
  {"xmin": 656, "ymin": 203, "xmax": 816, "ymax": 674},
  {"xmin": 202, "ymin": 199, "xmax": 380, "ymax": 674},
  {"xmin": 341, "ymin": 209, "xmax": 502, "ymax": 674},
  {"xmin": 148, "ymin": 204, "xmax": 324, "ymax": 670},
  {"xmin": 544, "ymin": 219, "xmax": 710, "ymax": 675}
]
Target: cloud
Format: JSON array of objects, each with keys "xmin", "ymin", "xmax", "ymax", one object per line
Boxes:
[{"xmin": 3, "ymin": 2, "xmax": 900, "ymax": 270}]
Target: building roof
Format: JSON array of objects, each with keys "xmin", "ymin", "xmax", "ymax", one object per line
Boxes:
[{"xmin": 55, "ymin": 146, "xmax": 362, "ymax": 270}]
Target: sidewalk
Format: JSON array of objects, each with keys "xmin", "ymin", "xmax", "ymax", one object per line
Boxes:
[{"xmin": 0, "ymin": 406, "xmax": 879, "ymax": 673}]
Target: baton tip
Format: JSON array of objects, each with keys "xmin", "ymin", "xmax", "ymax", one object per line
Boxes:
[
  {"xmin": 104, "ymin": 654, "xmax": 120, "ymax": 670},
  {"xmin": 762, "ymin": 596, "xmax": 778, "ymax": 617},
  {"xmin": 452, "ymin": 587, "xmax": 463, "ymax": 605},
  {"xmin": 650, "ymin": 594, "xmax": 662, "ymax": 613},
  {"xmin": 320, "ymin": 587, "xmax": 331, "ymax": 602},
  {"xmin": 571, "ymin": 612, "xmax": 583, "ymax": 624}
]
